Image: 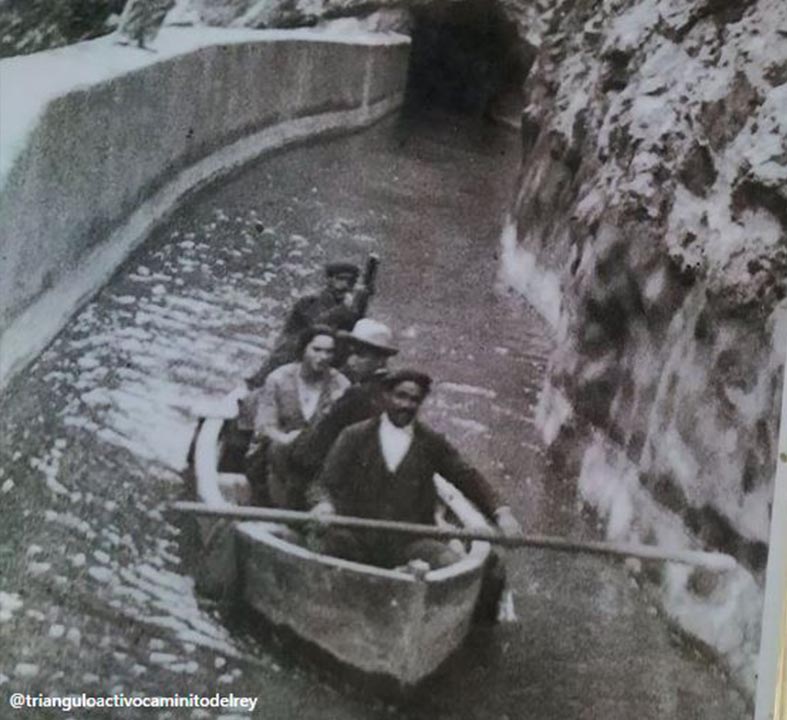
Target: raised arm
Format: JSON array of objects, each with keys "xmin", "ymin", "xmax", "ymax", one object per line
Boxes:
[{"xmin": 352, "ymin": 254, "xmax": 379, "ymax": 318}]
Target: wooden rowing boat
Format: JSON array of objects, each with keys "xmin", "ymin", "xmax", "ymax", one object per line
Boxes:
[{"xmin": 189, "ymin": 415, "xmax": 493, "ymax": 687}]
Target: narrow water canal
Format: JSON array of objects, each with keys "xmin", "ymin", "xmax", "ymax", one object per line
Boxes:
[{"xmin": 0, "ymin": 110, "xmax": 747, "ymax": 718}]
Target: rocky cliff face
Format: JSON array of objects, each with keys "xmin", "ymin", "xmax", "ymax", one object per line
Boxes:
[
  {"xmin": 0, "ymin": 0, "xmax": 406, "ymax": 57},
  {"xmin": 164, "ymin": 0, "xmax": 412, "ymax": 30},
  {"xmin": 0, "ymin": 0, "xmax": 124, "ymax": 56},
  {"xmin": 500, "ymin": 0, "xmax": 787, "ymax": 693}
]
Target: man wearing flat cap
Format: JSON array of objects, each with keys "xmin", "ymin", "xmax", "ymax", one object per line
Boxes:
[
  {"xmin": 312, "ymin": 369, "xmax": 522, "ymax": 570},
  {"xmin": 247, "ymin": 261, "xmax": 373, "ymax": 389}
]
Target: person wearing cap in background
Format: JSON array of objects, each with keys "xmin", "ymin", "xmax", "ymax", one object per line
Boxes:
[
  {"xmin": 222, "ymin": 259, "xmax": 377, "ymax": 474},
  {"xmin": 286, "ymin": 318, "xmax": 399, "ymax": 485},
  {"xmin": 246, "ymin": 261, "xmax": 372, "ymax": 389},
  {"xmin": 310, "ymin": 369, "xmax": 522, "ymax": 571},
  {"xmin": 244, "ymin": 325, "xmax": 350, "ymax": 508}
]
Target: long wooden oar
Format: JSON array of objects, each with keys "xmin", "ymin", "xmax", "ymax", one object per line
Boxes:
[{"xmin": 171, "ymin": 501, "xmax": 737, "ymax": 572}]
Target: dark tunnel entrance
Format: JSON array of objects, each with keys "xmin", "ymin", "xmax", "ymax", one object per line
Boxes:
[{"xmin": 404, "ymin": 0, "xmax": 533, "ymax": 120}]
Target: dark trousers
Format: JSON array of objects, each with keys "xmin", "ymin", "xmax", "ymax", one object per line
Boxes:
[
  {"xmin": 244, "ymin": 440, "xmax": 270, "ymax": 507},
  {"xmin": 318, "ymin": 528, "xmax": 461, "ymax": 570},
  {"xmin": 474, "ymin": 550, "xmax": 507, "ymax": 624},
  {"xmin": 317, "ymin": 529, "xmax": 506, "ymax": 623},
  {"xmin": 218, "ymin": 420, "xmax": 252, "ymax": 473}
]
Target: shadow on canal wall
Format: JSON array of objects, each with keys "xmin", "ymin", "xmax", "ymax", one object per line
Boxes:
[{"xmin": 0, "ymin": 27, "xmax": 409, "ymax": 391}]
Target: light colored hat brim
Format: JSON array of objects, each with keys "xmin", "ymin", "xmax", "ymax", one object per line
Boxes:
[{"xmin": 336, "ymin": 330, "xmax": 399, "ymax": 356}]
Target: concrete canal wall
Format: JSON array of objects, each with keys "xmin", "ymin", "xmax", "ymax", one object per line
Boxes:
[{"xmin": 0, "ymin": 27, "xmax": 410, "ymax": 390}]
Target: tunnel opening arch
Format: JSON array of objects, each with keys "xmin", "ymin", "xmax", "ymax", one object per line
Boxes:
[{"xmin": 402, "ymin": 0, "xmax": 535, "ymax": 121}]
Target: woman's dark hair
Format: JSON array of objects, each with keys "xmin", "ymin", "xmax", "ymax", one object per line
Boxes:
[{"xmin": 298, "ymin": 324, "xmax": 336, "ymax": 356}]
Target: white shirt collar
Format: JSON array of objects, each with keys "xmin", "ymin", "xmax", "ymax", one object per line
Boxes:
[
  {"xmin": 380, "ymin": 413, "xmax": 414, "ymax": 437},
  {"xmin": 378, "ymin": 413, "xmax": 414, "ymax": 472}
]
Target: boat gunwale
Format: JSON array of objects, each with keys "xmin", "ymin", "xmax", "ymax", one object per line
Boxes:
[
  {"xmin": 236, "ymin": 521, "xmax": 490, "ymax": 584},
  {"xmin": 195, "ymin": 415, "xmax": 492, "ymax": 585}
]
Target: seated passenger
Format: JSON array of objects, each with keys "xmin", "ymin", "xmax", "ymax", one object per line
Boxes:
[
  {"xmin": 245, "ymin": 326, "xmax": 349, "ymax": 508},
  {"xmin": 311, "ymin": 369, "xmax": 522, "ymax": 569},
  {"xmin": 227, "ymin": 261, "xmax": 375, "ymax": 471},
  {"xmin": 246, "ymin": 261, "xmax": 372, "ymax": 389},
  {"xmin": 286, "ymin": 318, "xmax": 399, "ymax": 481}
]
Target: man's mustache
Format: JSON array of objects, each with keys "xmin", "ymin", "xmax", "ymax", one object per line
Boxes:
[{"xmin": 391, "ymin": 409, "xmax": 416, "ymax": 421}]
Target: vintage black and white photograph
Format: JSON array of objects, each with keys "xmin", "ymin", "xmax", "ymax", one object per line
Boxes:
[{"xmin": 1, "ymin": 0, "xmax": 786, "ymax": 718}]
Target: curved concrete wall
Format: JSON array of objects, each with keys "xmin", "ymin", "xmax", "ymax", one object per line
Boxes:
[{"xmin": 0, "ymin": 29, "xmax": 409, "ymax": 389}]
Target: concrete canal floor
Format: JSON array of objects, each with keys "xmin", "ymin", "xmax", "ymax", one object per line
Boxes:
[{"xmin": 0, "ymin": 109, "xmax": 748, "ymax": 719}]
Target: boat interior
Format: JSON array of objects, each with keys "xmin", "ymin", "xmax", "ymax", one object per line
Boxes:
[{"xmin": 194, "ymin": 416, "xmax": 492, "ymax": 583}]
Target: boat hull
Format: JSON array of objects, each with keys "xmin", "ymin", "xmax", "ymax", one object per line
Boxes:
[
  {"xmin": 191, "ymin": 416, "xmax": 491, "ymax": 686},
  {"xmin": 237, "ymin": 521, "xmax": 486, "ymax": 685}
]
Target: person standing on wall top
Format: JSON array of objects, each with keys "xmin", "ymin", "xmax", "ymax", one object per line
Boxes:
[
  {"xmin": 245, "ymin": 326, "xmax": 350, "ymax": 508},
  {"xmin": 246, "ymin": 258, "xmax": 378, "ymax": 389},
  {"xmin": 310, "ymin": 369, "xmax": 523, "ymax": 569},
  {"xmin": 116, "ymin": 0, "xmax": 175, "ymax": 49}
]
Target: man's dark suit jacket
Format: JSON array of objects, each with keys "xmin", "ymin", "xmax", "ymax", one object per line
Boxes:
[{"xmin": 315, "ymin": 416, "xmax": 501, "ymax": 524}]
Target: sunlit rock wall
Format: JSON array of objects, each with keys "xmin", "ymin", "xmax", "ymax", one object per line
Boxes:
[
  {"xmin": 0, "ymin": 0, "xmax": 409, "ymax": 57},
  {"xmin": 500, "ymin": 0, "xmax": 787, "ymax": 693},
  {"xmin": 166, "ymin": 0, "xmax": 413, "ymax": 31},
  {"xmin": 0, "ymin": 0, "xmax": 125, "ymax": 57}
]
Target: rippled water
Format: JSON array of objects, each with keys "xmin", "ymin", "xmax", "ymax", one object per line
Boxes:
[{"xmin": 0, "ymin": 111, "xmax": 747, "ymax": 719}]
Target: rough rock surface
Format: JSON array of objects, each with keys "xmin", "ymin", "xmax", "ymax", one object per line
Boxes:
[
  {"xmin": 499, "ymin": 0, "xmax": 787, "ymax": 694},
  {"xmin": 0, "ymin": 0, "xmax": 420, "ymax": 57},
  {"xmin": 117, "ymin": 0, "xmax": 176, "ymax": 47},
  {"xmin": 165, "ymin": 0, "xmax": 414, "ymax": 31},
  {"xmin": 0, "ymin": 0, "xmax": 125, "ymax": 57}
]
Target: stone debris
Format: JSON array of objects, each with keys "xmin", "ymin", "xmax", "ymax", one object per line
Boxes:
[
  {"xmin": 88, "ymin": 566, "xmax": 114, "ymax": 584},
  {"xmin": 48, "ymin": 625, "xmax": 65, "ymax": 639},
  {"xmin": 0, "ymin": 592, "xmax": 24, "ymax": 623},
  {"xmin": 27, "ymin": 562, "xmax": 51, "ymax": 577},
  {"xmin": 14, "ymin": 663, "xmax": 39, "ymax": 679},
  {"xmin": 149, "ymin": 652, "xmax": 179, "ymax": 665}
]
